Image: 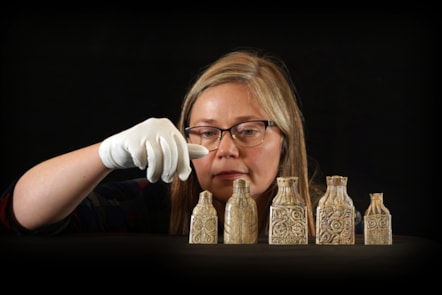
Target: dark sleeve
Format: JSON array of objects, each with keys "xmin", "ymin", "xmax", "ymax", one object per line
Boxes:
[
  {"xmin": 68, "ymin": 178, "xmax": 171, "ymax": 234},
  {"xmin": 0, "ymin": 180, "xmax": 22, "ymax": 235},
  {"xmin": 0, "ymin": 178, "xmax": 171, "ymax": 236}
]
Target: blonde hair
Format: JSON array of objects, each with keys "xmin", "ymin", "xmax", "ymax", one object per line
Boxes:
[{"xmin": 169, "ymin": 49, "xmax": 316, "ymax": 236}]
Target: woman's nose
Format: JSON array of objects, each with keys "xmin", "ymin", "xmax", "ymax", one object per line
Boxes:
[{"xmin": 216, "ymin": 131, "xmax": 239, "ymax": 156}]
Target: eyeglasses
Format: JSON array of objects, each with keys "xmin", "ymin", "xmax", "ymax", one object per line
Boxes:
[{"xmin": 185, "ymin": 120, "xmax": 276, "ymax": 152}]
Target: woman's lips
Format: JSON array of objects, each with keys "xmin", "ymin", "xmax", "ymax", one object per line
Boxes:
[{"xmin": 215, "ymin": 171, "xmax": 246, "ymax": 180}]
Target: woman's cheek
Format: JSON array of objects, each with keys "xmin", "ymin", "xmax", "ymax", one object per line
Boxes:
[{"xmin": 192, "ymin": 158, "xmax": 211, "ymax": 186}]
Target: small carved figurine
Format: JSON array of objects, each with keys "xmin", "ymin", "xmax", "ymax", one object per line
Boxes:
[
  {"xmin": 189, "ymin": 190, "xmax": 218, "ymax": 244},
  {"xmin": 224, "ymin": 178, "xmax": 258, "ymax": 244},
  {"xmin": 364, "ymin": 192, "xmax": 392, "ymax": 245},
  {"xmin": 316, "ymin": 175, "xmax": 355, "ymax": 245},
  {"xmin": 269, "ymin": 176, "xmax": 308, "ymax": 245}
]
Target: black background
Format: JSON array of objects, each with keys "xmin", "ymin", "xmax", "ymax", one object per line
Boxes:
[{"xmin": 1, "ymin": 10, "xmax": 436, "ymax": 240}]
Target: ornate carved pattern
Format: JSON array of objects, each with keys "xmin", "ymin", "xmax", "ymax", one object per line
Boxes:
[
  {"xmin": 316, "ymin": 205, "xmax": 355, "ymax": 244},
  {"xmin": 189, "ymin": 215, "xmax": 218, "ymax": 244},
  {"xmin": 364, "ymin": 214, "xmax": 392, "ymax": 245},
  {"xmin": 269, "ymin": 205, "xmax": 308, "ymax": 244}
]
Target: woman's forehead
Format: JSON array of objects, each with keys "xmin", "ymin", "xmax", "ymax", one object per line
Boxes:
[{"xmin": 189, "ymin": 84, "xmax": 268, "ymax": 125}]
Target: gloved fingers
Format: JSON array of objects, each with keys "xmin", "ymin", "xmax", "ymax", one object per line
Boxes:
[
  {"xmin": 159, "ymin": 136, "xmax": 178, "ymax": 183},
  {"xmin": 175, "ymin": 134, "xmax": 192, "ymax": 181},
  {"xmin": 126, "ymin": 138, "xmax": 148, "ymax": 170},
  {"xmin": 106, "ymin": 117, "xmax": 208, "ymax": 182},
  {"xmin": 145, "ymin": 141, "xmax": 163, "ymax": 183},
  {"xmin": 187, "ymin": 143, "xmax": 209, "ymax": 159}
]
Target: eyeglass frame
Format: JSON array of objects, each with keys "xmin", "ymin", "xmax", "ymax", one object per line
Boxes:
[{"xmin": 184, "ymin": 120, "xmax": 277, "ymax": 152}]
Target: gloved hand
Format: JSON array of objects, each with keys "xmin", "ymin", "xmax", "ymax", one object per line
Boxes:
[{"xmin": 98, "ymin": 117, "xmax": 208, "ymax": 183}]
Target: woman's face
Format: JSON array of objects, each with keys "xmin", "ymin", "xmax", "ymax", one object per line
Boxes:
[{"xmin": 189, "ymin": 82, "xmax": 283, "ymax": 204}]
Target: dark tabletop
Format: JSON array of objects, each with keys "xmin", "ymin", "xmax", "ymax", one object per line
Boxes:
[{"xmin": 1, "ymin": 234, "xmax": 438, "ymax": 284}]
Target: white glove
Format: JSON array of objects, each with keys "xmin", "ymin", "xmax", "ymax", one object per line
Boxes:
[{"xmin": 98, "ymin": 117, "xmax": 208, "ymax": 183}]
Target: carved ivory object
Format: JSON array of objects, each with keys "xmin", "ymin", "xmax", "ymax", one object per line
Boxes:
[
  {"xmin": 269, "ymin": 176, "xmax": 308, "ymax": 245},
  {"xmin": 224, "ymin": 178, "xmax": 258, "ymax": 244},
  {"xmin": 364, "ymin": 192, "xmax": 392, "ymax": 245},
  {"xmin": 189, "ymin": 190, "xmax": 218, "ymax": 244},
  {"xmin": 316, "ymin": 175, "xmax": 355, "ymax": 245}
]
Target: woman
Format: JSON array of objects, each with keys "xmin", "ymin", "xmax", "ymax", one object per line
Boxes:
[{"xmin": 0, "ymin": 49, "xmax": 321, "ymax": 236}]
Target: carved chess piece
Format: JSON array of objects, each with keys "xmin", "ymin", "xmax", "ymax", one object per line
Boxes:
[
  {"xmin": 316, "ymin": 175, "xmax": 355, "ymax": 245},
  {"xmin": 189, "ymin": 190, "xmax": 218, "ymax": 244},
  {"xmin": 224, "ymin": 178, "xmax": 258, "ymax": 244},
  {"xmin": 364, "ymin": 192, "xmax": 392, "ymax": 245},
  {"xmin": 269, "ymin": 176, "xmax": 308, "ymax": 245}
]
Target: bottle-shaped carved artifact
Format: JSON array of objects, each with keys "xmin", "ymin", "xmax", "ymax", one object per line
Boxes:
[
  {"xmin": 316, "ymin": 175, "xmax": 355, "ymax": 245},
  {"xmin": 269, "ymin": 176, "xmax": 308, "ymax": 245},
  {"xmin": 189, "ymin": 190, "xmax": 218, "ymax": 244},
  {"xmin": 224, "ymin": 178, "xmax": 258, "ymax": 244},
  {"xmin": 364, "ymin": 192, "xmax": 392, "ymax": 245}
]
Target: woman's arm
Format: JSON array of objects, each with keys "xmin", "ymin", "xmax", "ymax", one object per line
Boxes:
[
  {"xmin": 12, "ymin": 143, "xmax": 112, "ymax": 230},
  {"xmin": 10, "ymin": 117, "xmax": 207, "ymax": 232}
]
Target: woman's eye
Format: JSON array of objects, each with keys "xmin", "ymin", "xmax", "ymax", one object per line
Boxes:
[{"xmin": 201, "ymin": 131, "xmax": 217, "ymax": 138}]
